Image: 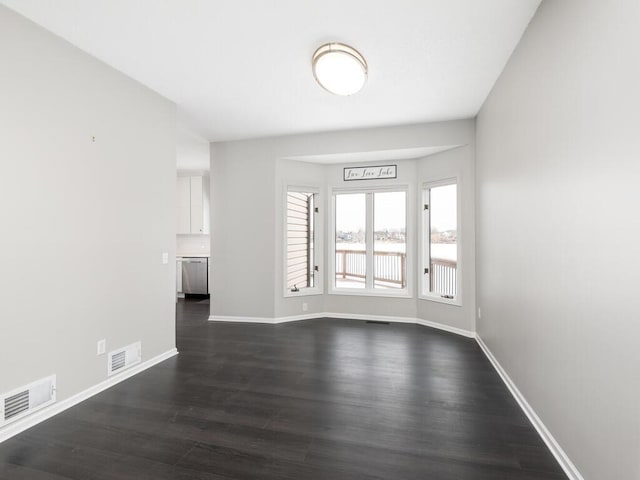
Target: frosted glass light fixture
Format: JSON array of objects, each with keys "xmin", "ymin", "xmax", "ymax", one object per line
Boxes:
[{"xmin": 312, "ymin": 43, "xmax": 367, "ymax": 96}]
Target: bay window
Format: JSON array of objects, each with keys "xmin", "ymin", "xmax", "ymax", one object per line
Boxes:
[
  {"xmin": 332, "ymin": 188, "xmax": 408, "ymax": 295},
  {"xmin": 421, "ymin": 180, "xmax": 460, "ymax": 304},
  {"xmin": 285, "ymin": 188, "xmax": 320, "ymax": 296}
]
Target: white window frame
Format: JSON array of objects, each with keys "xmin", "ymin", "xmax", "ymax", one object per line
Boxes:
[
  {"xmin": 420, "ymin": 178, "xmax": 462, "ymax": 306},
  {"xmin": 329, "ymin": 185, "xmax": 412, "ymax": 298},
  {"xmin": 283, "ymin": 185, "xmax": 323, "ymax": 298}
]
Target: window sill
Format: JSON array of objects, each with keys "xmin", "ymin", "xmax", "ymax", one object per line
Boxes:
[
  {"xmin": 284, "ymin": 289, "xmax": 323, "ymax": 298},
  {"xmin": 418, "ymin": 294, "xmax": 462, "ymax": 307},
  {"xmin": 329, "ymin": 288, "xmax": 412, "ymax": 299}
]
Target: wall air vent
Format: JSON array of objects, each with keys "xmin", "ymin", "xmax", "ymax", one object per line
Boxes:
[
  {"xmin": 0, "ymin": 375, "xmax": 57, "ymax": 427},
  {"xmin": 107, "ymin": 342, "xmax": 141, "ymax": 376}
]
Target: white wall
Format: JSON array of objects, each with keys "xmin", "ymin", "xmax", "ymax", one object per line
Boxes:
[
  {"xmin": 211, "ymin": 120, "xmax": 476, "ymax": 333},
  {"xmin": 475, "ymin": 1, "xmax": 640, "ymax": 478},
  {"xmin": 417, "ymin": 144, "xmax": 475, "ymax": 333},
  {"xmin": 210, "ymin": 140, "xmax": 277, "ymax": 317},
  {"xmin": 176, "ymin": 125, "xmax": 210, "ymax": 171},
  {"xmin": 0, "ymin": 5, "xmax": 176, "ymax": 405}
]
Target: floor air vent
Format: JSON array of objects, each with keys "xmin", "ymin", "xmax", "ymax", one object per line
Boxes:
[
  {"xmin": 107, "ymin": 342, "xmax": 141, "ymax": 376},
  {"xmin": 1, "ymin": 375, "xmax": 57, "ymax": 427},
  {"xmin": 366, "ymin": 320, "xmax": 390, "ymax": 325}
]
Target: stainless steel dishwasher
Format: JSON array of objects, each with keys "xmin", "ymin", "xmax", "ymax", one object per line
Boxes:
[{"xmin": 181, "ymin": 257, "xmax": 209, "ymax": 294}]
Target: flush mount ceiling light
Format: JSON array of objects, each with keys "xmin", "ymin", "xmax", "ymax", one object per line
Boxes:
[{"xmin": 312, "ymin": 43, "xmax": 367, "ymax": 96}]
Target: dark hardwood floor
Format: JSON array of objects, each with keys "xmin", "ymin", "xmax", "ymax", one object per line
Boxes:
[{"xmin": 0, "ymin": 298, "xmax": 566, "ymax": 479}]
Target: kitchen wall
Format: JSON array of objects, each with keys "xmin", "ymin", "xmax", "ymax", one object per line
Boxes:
[
  {"xmin": 0, "ymin": 3, "xmax": 176, "ymax": 410},
  {"xmin": 176, "ymin": 235, "xmax": 210, "ymax": 256},
  {"xmin": 475, "ymin": 0, "xmax": 640, "ymax": 478},
  {"xmin": 211, "ymin": 120, "xmax": 476, "ymax": 333},
  {"xmin": 176, "ymin": 127, "xmax": 211, "ymax": 257}
]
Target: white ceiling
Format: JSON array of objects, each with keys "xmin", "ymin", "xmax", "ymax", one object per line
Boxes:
[{"xmin": 1, "ymin": 0, "xmax": 541, "ymax": 142}]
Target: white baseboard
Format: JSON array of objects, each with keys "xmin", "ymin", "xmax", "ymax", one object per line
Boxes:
[
  {"xmin": 319, "ymin": 312, "xmax": 419, "ymax": 324},
  {"xmin": 208, "ymin": 313, "xmax": 330, "ymax": 324},
  {"xmin": 209, "ymin": 312, "xmax": 578, "ymax": 477},
  {"xmin": 0, "ymin": 348, "xmax": 178, "ymax": 444},
  {"xmin": 276, "ymin": 313, "xmax": 326, "ymax": 323},
  {"xmin": 475, "ymin": 335, "xmax": 583, "ymax": 480},
  {"xmin": 209, "ymin": 312, "xmax": 475, "ymax": 337},
  {"xmin": 415, "ymin": 317, "xmax": 476, "ymax": 338},
  {"xmin": 322, "ymin": 312, "xmax": 476, "ymax": 338},
  {"xmin": 208, "ymin": 315, "xmax": 278, "ymax": 324},
  {"xmin": 1, "ymin": 314, "xmax": 578, "ymax": 480}
]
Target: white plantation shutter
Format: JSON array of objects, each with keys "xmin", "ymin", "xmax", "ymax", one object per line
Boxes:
[{"xmin": 287, "ymin": 191, "xmax": 315, "ymax": 290}]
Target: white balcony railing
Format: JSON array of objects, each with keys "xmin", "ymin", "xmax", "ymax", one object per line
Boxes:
[
  {"xmin": 429, "ymin": 258, "xmax": 457, "ymax": 298},
  {"xmin": 335, "ymin": 249, "xmax": 406, "ymax": 288},
  {"xmin": 335, "ymin": 249, "xmax": 457, "ymax": 296}
]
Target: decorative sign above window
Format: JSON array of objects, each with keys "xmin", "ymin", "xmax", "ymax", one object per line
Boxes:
[{"xmin": 343, "ymin": 165, "xmax": 397, "ymax": 181}]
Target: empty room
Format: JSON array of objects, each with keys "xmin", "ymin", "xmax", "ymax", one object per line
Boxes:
[{"xmin": 0, "ymin": 1, "xmax": 637, "ymax": 479}]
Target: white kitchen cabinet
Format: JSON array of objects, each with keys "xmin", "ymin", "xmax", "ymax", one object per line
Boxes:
[
  {"xmin": 176, "ymin": 175, "xmax": 209, "ymax": 234},
  {"xmin": 190, "ymin": 176, "xmax": 204, "ymax": 234},
  {"xmin": 176, "ymin": 177, "xmax": 191, "ymax": 234}
]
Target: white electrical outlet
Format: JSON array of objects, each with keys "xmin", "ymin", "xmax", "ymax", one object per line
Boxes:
[
  {"xmin": 97, "ymin": 339, "xmax": 106, "ymax": 356},
  {"xmin": 162, "ymin": 252, "xmax": 169, "ymax": 264},
  {"xmin": 478, "ymin": 308, "xmax": 482, "ymax": 319},
  {"xmin": 302, "ymin": 302, "xmax": 308, "ymax": 312}
]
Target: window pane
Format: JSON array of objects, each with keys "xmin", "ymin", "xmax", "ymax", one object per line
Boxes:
[
  {"xmin": 429, "ymin": 184, "xmax": 457, "ymax": 298},
  {"xmin": 287, "ymin": 191, "xmax": 314, "ymax": 291},
  {"xmin": 374, "ymin": 191, "xmax": 406, "ymax": 289},
  {"xmin": 335, "ymin": 193, "xmax": 366, "ymax": 289}
]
